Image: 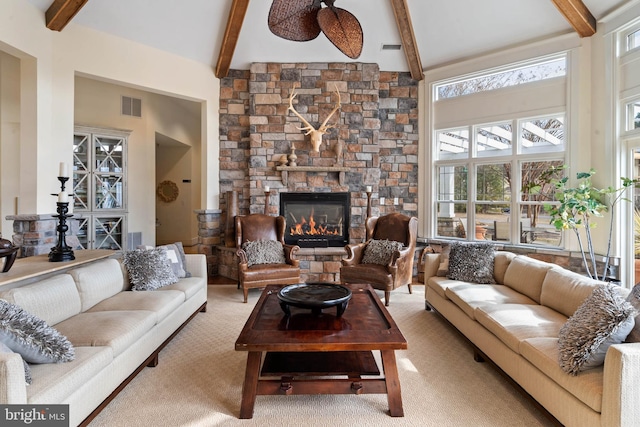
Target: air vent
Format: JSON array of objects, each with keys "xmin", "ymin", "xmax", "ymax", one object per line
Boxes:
[
  {"xmin": 381, "ymin": 44, "xmax": 402, "ymax": 51},
  {"xmin": 121, "ymin": 96, "xmax": 142, "ymax": 118}
]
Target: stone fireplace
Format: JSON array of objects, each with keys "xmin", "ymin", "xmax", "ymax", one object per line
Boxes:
[{"xmin": 216, "ymin": 62, "xmax": 420, "ymax": 282}]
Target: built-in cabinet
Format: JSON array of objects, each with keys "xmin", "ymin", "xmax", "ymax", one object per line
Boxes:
[{"xmin": 72, "ymin": 126, "xmax": 129, "ymax": 250}]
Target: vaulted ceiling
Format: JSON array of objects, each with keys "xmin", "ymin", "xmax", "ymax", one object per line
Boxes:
[{"xmin": 26, "ymin": 0, "xmax": 630, "ymax": 81}]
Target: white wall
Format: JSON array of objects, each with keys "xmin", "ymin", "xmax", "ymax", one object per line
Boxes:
[{"xmin": 0, "ymin": 0, "xmax": 219, "ymax": 243}]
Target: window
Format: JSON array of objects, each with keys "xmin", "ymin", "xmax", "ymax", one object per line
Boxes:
[
  {"xmin": 432, "ymin": 54, "xmax": 567, "ymax": 246},
  {"xmin": 627, "ymin": 28, "xmax": 640, "ymax": 52},
  {"xmin": 435, "ymin": 56, "xmax": 566, "ymax": 100},
  {"xmin": 627, "ymin": 100, "xmax": 640, "ymax": 131}
]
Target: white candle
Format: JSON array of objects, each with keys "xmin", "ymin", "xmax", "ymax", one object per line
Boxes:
[
  {"xmin": 59, "ymin": 162, "xmax": 69, "ymax": 178},
  {"xmin": 58, "ymin": 192, "xmax": 68, "ymax": 203},
  {"xmin": 264, "ymin": 186, "xmax": 270, "ymax": 192},
  {"xmin": 366, "ymin": 186, "xmax": 372, "ymax": 193}
]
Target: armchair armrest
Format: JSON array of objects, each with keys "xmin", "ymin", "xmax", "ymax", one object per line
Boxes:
[
  {"xmin": 283, "ymin": 244, "xmax": 300, "ymax": 267},
  {"xmin": 0, "ymin": 352, "xmax": 27, "ymax": 404},
  {"xmin": 236, "ymin": 249, "xmax": 249, "ymax": 267},
  {"xmin": 342, "ymin": 243, "xmax": 367, "ymax": 266}
]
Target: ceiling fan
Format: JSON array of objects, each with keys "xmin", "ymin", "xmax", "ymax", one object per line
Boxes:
[{"xmin": 268, "ymin": 0, "xmax": 363, "ymax": 59}]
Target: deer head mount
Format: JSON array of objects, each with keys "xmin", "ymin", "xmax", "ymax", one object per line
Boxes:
[{"xmin": 288, "ymin": 85, "xmax": 341, "ymax": 152}]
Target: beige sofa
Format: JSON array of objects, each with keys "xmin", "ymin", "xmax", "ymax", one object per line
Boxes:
[
  {"xmin": 423, "ymin": 251, "xmax": 640, "ymax": 427},
  {"xmin": 0, "ymin": 254, "xmax": 207, "ymax": 427}
]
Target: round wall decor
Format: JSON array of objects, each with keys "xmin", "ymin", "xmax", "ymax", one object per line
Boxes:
[{"xmin": 157, "ymin": 180, "xmax": 179, "ymax": 203}]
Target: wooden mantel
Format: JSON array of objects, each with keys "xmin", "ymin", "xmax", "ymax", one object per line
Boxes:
[{"xmin": 276, "ymin": 165, "xmax": 350, "ymax": 186}]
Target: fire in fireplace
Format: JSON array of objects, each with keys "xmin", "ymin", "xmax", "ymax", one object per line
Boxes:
[{"xmin": 280, "ymin": 192, "xmax": 350, "ymax": 248}]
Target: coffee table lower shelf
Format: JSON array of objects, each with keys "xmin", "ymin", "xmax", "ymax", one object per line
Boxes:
[{"xmin": 239, "ymin": 350, "xmax": 404, "ymax": 419}]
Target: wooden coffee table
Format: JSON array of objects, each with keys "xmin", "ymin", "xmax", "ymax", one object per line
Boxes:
[{"xmin": 235, "ymin": 283, "xmax": 407, "ymax": 418}]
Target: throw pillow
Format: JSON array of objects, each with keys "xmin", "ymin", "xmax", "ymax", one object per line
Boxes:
[
  {"xmin": 0, "ymin": 341, "xmax": 31, "ymax": 384},
  {"xmin": 558, "ymin": 284, "xmax": 636, "ymax": 375},
  {"xmin": 173, "ymin": 242, "xmax": 192, "ymax": 277},
  {"xmin": 362, "ymin": 239, "xmax": 404, "ymax": 266},
  {"xmin": 447, "ymin": 242, "xmax": 496, "ymax": 284},
  {"xmin": 625, "ymin": 283, "xmax": 640, "ymax": 342},
  {"xmin": 123, "ymin": 248, "xmax": 179, "ymax": 291},
  {"xmin": 241, "ymin": 240, "xmax": 286, "ymax": 267},
  {"xmin": 157, "ymin": 243, "xmax": 187, "ymax": 278},
  {"xmin": 436, "ymin": 244, "xmax": 451, "ymax": 277},
  {"xmin": 0, "ymin": 299, "xmax": 75, "ymax": 364}
]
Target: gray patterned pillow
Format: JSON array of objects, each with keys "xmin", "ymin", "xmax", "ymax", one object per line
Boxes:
[
  {"xmin": 0, "ymin": 299, "xmax": 75, "ymax": 364},
  {"xmin": 157, "ymin": 244, "xmax": 187, "ymax": 278},
  {"xmin": 558, "ymin": 284, "xmax": 636, "ymax": 375},
  {"xmin": 242, "ymin": 240, "xmax": 286, "ymax": 267},
  {"xmin": 362, "ymin": 239, "xmax": 404, "ymax": 265},
  {"xmin": 447, "ymin": 242, "xmax": 496, "ymax": 284},
  {"xmin": 123, "ymin": 248, "xmax": 178, "ymax": 291},
  {"xmin": 0, "ymin": 341, "xmax": 31, "ymax": 384},
  {"xmin": 625, "ymin": 283, "xmax": 640, "ymax": 342}
]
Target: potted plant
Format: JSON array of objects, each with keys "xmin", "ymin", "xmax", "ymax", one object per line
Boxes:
[{"xmin": 544, "ymin": 168, "xmax": 638, "ymax": 281}]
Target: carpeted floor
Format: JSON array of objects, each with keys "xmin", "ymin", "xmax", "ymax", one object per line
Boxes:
[{"xmin": 88, "ymin": 284, "xmax": 556, "ymax": 427}]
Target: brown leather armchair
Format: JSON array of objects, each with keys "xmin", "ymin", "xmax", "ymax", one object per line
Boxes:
[
  {"xmin": 340, "ymin": 213, "xmax": 418, "ymax": 306},
  {"xmin": 235, "ymin": 214, "xmax": 301, "ymax": 303}
]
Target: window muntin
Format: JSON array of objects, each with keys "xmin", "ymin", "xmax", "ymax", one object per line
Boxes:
[{"xmin": 435, "ymin": 56, "xmax": 566, "ymax": 100}]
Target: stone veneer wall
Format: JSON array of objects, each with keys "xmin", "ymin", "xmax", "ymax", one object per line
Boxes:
[{"xmin": 218, "ymin": 63, "xmax": 420, "ymax": 281}]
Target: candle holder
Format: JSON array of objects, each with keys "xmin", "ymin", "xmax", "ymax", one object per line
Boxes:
[
  {"xmin": 49, "ymin": 176, "xmax": 75, "ymax": 262},
  {"xmin": 264, "ymin": 190, "xmax": 272, "ymax": 215}
]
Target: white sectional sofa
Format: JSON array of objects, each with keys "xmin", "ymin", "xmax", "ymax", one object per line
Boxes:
[
  {"xmin": 0, "ymin": 253, "xmax": 207, "ymax": 426},
  {"xmin": 423, "ymin": 250, "xmax": 640, "ymax": 427}
]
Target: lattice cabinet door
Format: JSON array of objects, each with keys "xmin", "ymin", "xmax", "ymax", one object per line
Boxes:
[{"xmin": 72, "ymin": 126, "xmax": 129, "ymax": 250}]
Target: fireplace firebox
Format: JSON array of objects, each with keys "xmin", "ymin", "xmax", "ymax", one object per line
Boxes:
[{"xmin": 280, "ymin": 192, "xmax": 350, "ymax": 248}]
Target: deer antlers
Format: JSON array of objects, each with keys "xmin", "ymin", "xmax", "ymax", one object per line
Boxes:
[{"xmin": 288, "ymin": 84, "xmax": 341, "ymax": 152}]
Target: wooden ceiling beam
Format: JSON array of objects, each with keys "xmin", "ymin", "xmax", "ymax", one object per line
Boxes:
[
  {"xmin": 550, "ymin": 0, "xmax": 596, "ymax": 37},
  {"xmin": 389, "ymin": 0, "xmax": 424, "ymax": 81},
  {"xmin": 45, "ymin": 0, "xmax": 89, "ymax": 31},
  {"xmin": 215, "ymin": 0, "xmax": 251, "ymax": 79}
]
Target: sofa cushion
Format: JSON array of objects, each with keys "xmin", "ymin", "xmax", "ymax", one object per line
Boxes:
[
  {"xmin": 520, "ymin": 337, "xmax": 604, "ymax": 412},
  {"xmin": 54, "ymin": 310, "xmax": 156, "ymax": 357},
  {"xmin": 625, "ymin": 283, "xmax": 640, "ymax": 342},
  {"xmin": 0, "ymin": 274, "xmax": 81, "ymax": 325},
  {"xmin": 558, "ymin": 285, "xmax": 636, "ymax": 375},
  {"xmin": 86, "ymin": 290, "xmax": 185, "ymax": 323},
  {"xmin": 158, "ymin": 277, "xmax": 205, "ymax": 300},
  {"xmin": 493, "ymin": 251, "xmax": 516, "ymax": 285},
  {"xmin": 540, "ymin": 267, "xmax": 602, "ymax": 318},
  {"xmin": 242, "ymin": 240, "xmax": 286, "ymax": 267},
  {"xmin": 27, "ymin": 346, "xmax": 113, "ymax": 404},
  {"xmin": 502, "ymin": 256, "xmax": 553, "ymax": 303},
  {"xmin": 445, "ymin": 284, "xmax": 537, "ymax": 320},
  {"xmin": 69, "ymin": 259, "xmax": 127, "ymax": 311},
  {"xmin": 0, "ymin": 299, "xmax": 75, "ymax": 364},
  {"xmin": 475, "ymin": 304, "xmax": 567, "ymax": 354},
  {"xmin": 426, "ymin": 277, "xmax": 468, "ymax": 300},
  {"xmin": 447, "ymin": 242, "xmax": 496, "ymax": 284},
  {"xmin": 123, "ymin": 248, "xmax": 179, "ymax": 291},
  {"xmin": 362, "ymin": 239, "xmax": 404, "ymax": 266}
]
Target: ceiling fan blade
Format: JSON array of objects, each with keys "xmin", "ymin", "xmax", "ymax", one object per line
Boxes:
[
  {"xmin": 268, "ymin": 0, "xmax": 322, "ymax": 42},
  {"xmin": 317, "ymin": 7, "xmax": 363, "ymax": 59}
]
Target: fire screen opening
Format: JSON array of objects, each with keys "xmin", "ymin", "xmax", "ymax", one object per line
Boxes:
[{"xmin": 280, "ymin": 192, "xmax": 350, "ymax": 248}]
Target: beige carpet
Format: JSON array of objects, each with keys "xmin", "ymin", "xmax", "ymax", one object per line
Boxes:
[{"xmin": 88, "ymin": 284, "xmax": 555, "ymax": 427}]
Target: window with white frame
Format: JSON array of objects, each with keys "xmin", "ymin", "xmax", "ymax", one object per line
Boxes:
[{"xmin": 432, "ymin": 55, "xmax": 567, "ymax": 246}]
